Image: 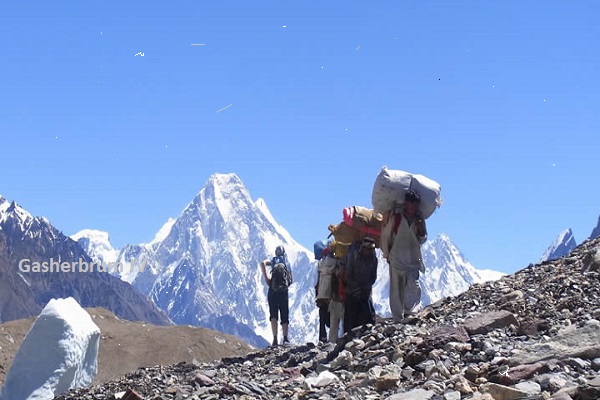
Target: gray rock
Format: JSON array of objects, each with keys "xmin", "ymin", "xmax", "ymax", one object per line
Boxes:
[
  {"xmin": 386, "ymin": 388, "xmax": 436, "ymax": 400},
  {"xmin": 481, "ymin": 382, "xmax": 533, "ymax": 400},
  {"xmin": 565, "ymin": 357, "xmax": 591, "ymax": 370},
  {"xmin": 401, "ymin": 366, "xmax": 414, "ymax": 379},
  {"xmin": 514, "ymin": 381, "xmax": 542, "ymax": 395},
  {"xmin": 443, "ymin": 391, "xmax": 462, "ymax": 400},
  {"xmin": 537, "ymin": 373, "xmax": 570, "ymax": 392},
  {"xmin": 511, "ymin": 324, "xmax": 600, "ymax": 365}
]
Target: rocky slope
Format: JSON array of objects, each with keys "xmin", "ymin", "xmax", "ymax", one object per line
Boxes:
[{"xmin": 55, "ymin": 237, "xmax": 600, "ymax": 400}]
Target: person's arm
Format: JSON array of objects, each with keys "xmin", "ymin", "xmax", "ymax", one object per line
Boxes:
[
  {"xmin": 415, "ymin": 216, "xmax": 427, "ymax": 244},
  {"xmin": 260, "ymin": 259, "xmax": 271, "ymax": 285}
]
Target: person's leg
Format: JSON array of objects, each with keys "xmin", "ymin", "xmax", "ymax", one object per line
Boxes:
[
  {"xmin": 268, "ymin": 291, "xmax": 278, "ymax": 346},
  {"xmin": 345, "ymin": 296, "xmax": 359, "ymax": 332},
  {"xmin": 389, "ymin": 264, "xmax": 407, "ymax": 322},
  {"xmin": 318, "ymin": 302, "xmax": 328, "ymax": 341},
  {"xmin": 356, "ymin": 297, "xmax": 372, "ymax": 327},
  {"xmin": 404, "ymin": 270, "xmax": 421, "ymax": 316},
  {"xmin": 328, "ymin": 300, "xmax": 342, "ymax": 343},
  {"xmin": 281, "ymin": 291, "xmax": 290, "ymax": 343}
]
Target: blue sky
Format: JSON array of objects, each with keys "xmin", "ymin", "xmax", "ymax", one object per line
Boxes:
[{"xmin": 1, "ymin": 1, "xmax": 598, "ymax": 274}]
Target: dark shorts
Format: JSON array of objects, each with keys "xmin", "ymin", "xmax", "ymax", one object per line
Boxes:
[{"xmin": 268, "ymin": 289, "xmax": 289, "ymax": 324}]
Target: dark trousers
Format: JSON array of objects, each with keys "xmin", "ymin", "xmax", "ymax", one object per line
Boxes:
[
  {"xmin": 344, "ymin": 295, "xmax": 375, "ymax": 333},
  {"xmin": 268, "ymin": 290, "xmax": 289, "ymax": 323},
  {"xmin": 317, "ymin": 300, "xmax": 330, "ymax": 341}
]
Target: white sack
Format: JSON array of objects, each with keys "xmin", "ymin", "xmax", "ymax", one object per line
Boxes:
[{"xmin": 371, "ymin": 166, "xmax": 442, "ymax": 219}]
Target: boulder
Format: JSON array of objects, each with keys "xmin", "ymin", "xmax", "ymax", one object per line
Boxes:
[{"xmin": 463, "ymin": 311, "xmax": 519, "ymax": 335}]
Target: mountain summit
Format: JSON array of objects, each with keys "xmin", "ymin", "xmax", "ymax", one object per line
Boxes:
[{"xmin": 540, "ymin": 228, "xmax": 577, "ymax": 262}]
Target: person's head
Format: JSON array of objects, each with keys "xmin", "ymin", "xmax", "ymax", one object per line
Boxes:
[
  {"xmin": 275, "ymin": 245, "xmax": 285, "ymax": 256},
  {"xmin": 361, "ymin": 237, "xmax": 376, "ymax": 252},
  {"xmin": 403, "ymin": 189, "xmax": 421, "ymax": 217}
]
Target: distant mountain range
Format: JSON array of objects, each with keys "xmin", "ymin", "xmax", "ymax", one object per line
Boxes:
[
  {"xmin": 0, "ymin": 197, "xmax": 171, "ymax": 326},
  {"xmin": 73, "ymin": 173, "xmax": 506, "ymax": 347}
]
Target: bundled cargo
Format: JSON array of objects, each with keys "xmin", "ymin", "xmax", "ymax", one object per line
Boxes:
[
  {"xmin": 371, "ymin": 166, "xmax": 442, "ymax": 219},
  {"xmin": 327, "ymin": 221, "xmax": 381, "ymax": 249},
  {"xmin": 329, "ymin": 240, "xmax": 351, "ymax": 259},
  {"xmin": 342, "ymin": 206, "xmax": 383, "ymax": 237},
  {"xmin": 327, "ymin": 222, "xmax": 362, "ymax": 244}
]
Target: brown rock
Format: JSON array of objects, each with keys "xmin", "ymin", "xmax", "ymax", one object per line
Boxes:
[
  {"xmin": 491, "ymin": 362, "xmax": 544, "ymax": 385},
  {"xmin": 376, "ymin": 375, "xmax": 399, "ymax": 391},
  {"xmin": 463, "ymin": 311, "xmax": 519, "ymax": 335},
  {"xmin": 121, "ymin": 389, "xmax": 144, "ymax": 400},
  {"xmin": 517, "ymin": 318, "xmax": 550, "ymax": 336},
  {"xmin": 468, "ymin": 394, "xmax": 495, "ymax": 400},
  {"xmin": 455, "ymin": 377, "xmax": 474, "ymax": 395},
  {"xmin": 194, "ymin": 373, "xmax": 216, "ymax": 386},
  {"xmin": 418, "ymin": 325, "xmax": 470, "ymax": 352},
  {"xmin": 549, "ymin": 394, "xmax": 573, "ymax": 400}
]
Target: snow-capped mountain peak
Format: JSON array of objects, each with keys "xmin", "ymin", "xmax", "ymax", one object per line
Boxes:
[
  {"xmin": 0, "ymin": 198, "xmax": 41, "ymax": 238},
  {"xmin": 0, "ymin": 195, "xmax": 9, "ymax": 213},
  {"xmin": 71, "ymin": 229, "xmax": 120, "ymax": 265},
  {"xmin": 150, "ymin": 218, "xmax": 176, "ymax": 245},
  {"xmin": 540, "ymin": 228, "xmax": 577, "ymax": 262}
]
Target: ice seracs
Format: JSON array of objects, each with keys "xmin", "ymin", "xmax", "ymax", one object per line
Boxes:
[{"xmin": 0, "ymin": 297, "xmax": 100, "ymax": 400}]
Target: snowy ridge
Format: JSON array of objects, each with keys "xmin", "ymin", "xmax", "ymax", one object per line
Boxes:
[
  {"xmin": 540, "ymin": 228, "xmax": 577, "ymax": 262},
  {"xmin": 151, "ymin": 218, "xmax": 176, "ymax": 245},
  {"xmin": 71, "ymin": 229, "xmax": 119, "ymax": 265}
]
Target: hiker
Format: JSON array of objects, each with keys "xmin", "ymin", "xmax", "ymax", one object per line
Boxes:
[
  {"xmin": 315, "ymin": 246, "xmax": 335, "ymax": 343},
  {"xmin": 343, "ymin": 237, "xmax": 378, "ymax": 332},
  {"xmin": 260, "ymin": 245, "xmax": 293, "ymax": 346},
  {"xmin": 383, "ymin": 189, "xmax": 427, "ymax": 322}
]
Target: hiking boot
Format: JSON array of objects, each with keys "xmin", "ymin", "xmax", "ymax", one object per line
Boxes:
[
  {"xmin": 282, "ymin": 336, "xmax": 289, "ymax": 345},
  {"xmin": 271, "ymin": 339, "xmax": 278, "ymax": 347}
]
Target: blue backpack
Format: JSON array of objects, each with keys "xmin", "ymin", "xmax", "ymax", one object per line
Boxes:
[{"xmin": 314, "ymin": 240, "xmax": 329, "ymax": 260}]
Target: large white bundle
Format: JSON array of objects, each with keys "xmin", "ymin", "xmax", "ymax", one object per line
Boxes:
[{"xmin": 371, "ymin": 166, "xmax": 442, "ymax": 219}]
